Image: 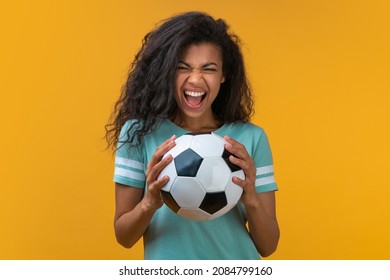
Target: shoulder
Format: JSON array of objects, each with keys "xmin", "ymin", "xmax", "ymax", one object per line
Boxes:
[
  {"xmin": 118, "ymin": 119, "xmax": 153, "ymax": 145},
  {"xmin": 119, "ymin": 119, "xmax": 142, "ymax": 134},
  {"xmin": 223, "ymin": 121, "xmax": 266, "ymax": 139},
  {"xmin": 220, "ymin": 122, "xmax": 271, "ymax": 157},
  {"xmin": 120, "ymin": 118, "xmax": 169, "ymax": 136}
]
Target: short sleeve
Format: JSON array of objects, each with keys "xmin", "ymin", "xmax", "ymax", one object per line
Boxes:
[
  {"xmin": 253, "ymin": 129, "xmax": 278, "ymax": 193},
  {"xmin": 113, "ymin": 121, "xmax": 146, "ymax": 188}
]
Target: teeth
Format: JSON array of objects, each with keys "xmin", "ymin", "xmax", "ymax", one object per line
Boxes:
[{"xmin": 185, "ymin": 91, "xmax": 205, "ymax": 97}]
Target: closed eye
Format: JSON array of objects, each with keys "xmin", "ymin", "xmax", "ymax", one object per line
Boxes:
[
  {"xmin": 177, "ymin": 61, "xmax": 191, "ymax": 71},
  {"xmin": 202, "ymin": 62, "xmax": 219, "ymax": 73},
  {"xmin": 177, "ymin": 61, "xmax": 219, "ymax": 73},
  {"xmin": 202, "ymin": 68, "xmax": 217, "ymax": 72},
  {"xmin": 177, "ymin": 66, "xmax": 190, "ymax": 70}
]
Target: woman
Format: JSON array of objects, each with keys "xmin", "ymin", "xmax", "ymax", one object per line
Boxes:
[{"xmin": 106, "ymin": 11, "xmax": 279, "ymax": 259}]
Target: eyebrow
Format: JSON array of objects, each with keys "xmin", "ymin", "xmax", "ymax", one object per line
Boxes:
[{"xmin": 178, "ymin": 61, "xmax": 219, "ymax": 68}]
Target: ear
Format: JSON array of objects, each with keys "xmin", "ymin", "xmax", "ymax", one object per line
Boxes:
[{"xmin": 221, "ymin": 75, "xmax": 225, "ymax": 83}]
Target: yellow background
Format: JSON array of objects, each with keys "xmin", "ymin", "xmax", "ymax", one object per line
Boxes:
[{"xmin": 1, "ymin": 0, "xmax": 389, "ymax": 259}]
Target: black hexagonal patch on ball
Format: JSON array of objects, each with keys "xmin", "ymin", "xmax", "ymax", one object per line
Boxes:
[
  {"xmin": 174, "ymin": 148, "xmax": 203, "ymax": 177},
  {"xmin": 222, "ymin": 149, "xmax": 242, "ymax": 172},
  {"xmin": 160, "ymin": 190, "xmax": 180, "ymax": 213},
  {"xmin": 199, "ymin": 192, "xmax": 227, "ymax": 214}
]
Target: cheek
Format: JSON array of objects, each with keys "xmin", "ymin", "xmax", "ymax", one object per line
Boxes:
[
  {"xmin": 209, "ymin": 78, "xmax": 222, "ymax": 93},
  {"xmin": 175, "ymin": 74, "xmax": 185, "ymax": 91},
  {"xmin": 174, "ymin": 77, "xmax": 181, "ymax": 97},
  {"xmin": 174, "ymin": 76, "xmax": 187, "ymax": 104}
]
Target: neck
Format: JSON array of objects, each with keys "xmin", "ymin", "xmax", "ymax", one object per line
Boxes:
[{"xmin": 172, "ymin": 113, "xmax": 221, "ymax": 133}]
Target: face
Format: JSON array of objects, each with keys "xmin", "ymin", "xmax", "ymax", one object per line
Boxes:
[{"xmin": 174, "ymin": 43, "xmax": 225, "ymax": 124}]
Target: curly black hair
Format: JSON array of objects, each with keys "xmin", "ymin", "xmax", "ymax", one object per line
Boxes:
[{"xmin": 105, "ymin": 11, "xmax": 254, "ymax": 149}]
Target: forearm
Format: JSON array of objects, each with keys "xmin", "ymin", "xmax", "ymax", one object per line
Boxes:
[
  {"xmin": 245, "ymin": 199, "xmax": 280, "ymax": 257},
  {"xmin": 113, "ymin": 136, "xmax": 174, "ymax": 249},
  {"xmin": 114, "ymin": 199, "xmax": 158, "ymax": 249}
]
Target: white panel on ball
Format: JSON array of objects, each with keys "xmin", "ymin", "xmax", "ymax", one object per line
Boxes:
[
  {"xmin": 225, "ymin": 170, "xmax": 245, "ymax": 205},
  {"xmin": 158, "ymin": 161, "xmax": 177, "ymax": 192},
  {"xmin": 170, "ymin": 177, "xmax": 206, "ymax": 208},
  {"xmin": 196, "ymin": 157, "xmax": 231, "ymax": 192},
  {"xmin": 190, "ymin": 134, "xmax": 225, "ymax": 158},
  {"xmin": 166, "ymin": 134, "xmax": 193, "ymax": 158}
]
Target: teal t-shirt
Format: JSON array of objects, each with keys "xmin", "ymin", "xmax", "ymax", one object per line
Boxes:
[{"xmin": 114, "ymin": 119, "xmax": 278, "ymax": 259}]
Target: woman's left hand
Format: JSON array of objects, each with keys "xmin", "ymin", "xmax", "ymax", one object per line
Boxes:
[
  {"xmin": 224, "ymin": 135, "xmax": 280, "ymax": 257},
  {"xmin": 223, "ymin": 135, "xmax": 257, "ymax": 206}
]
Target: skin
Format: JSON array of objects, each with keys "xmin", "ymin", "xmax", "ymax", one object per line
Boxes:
[
  {"xmin": 114, "ymin": 43, "xmax": 279, "ymax": 257},
  {"xmin": 173, "ymin": 43, "xmax": 225, "ymax": 133}
]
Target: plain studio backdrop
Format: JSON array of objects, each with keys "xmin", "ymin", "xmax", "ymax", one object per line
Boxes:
[{"xmin": 0, "ymin": 0, "xmax": 389, "ymax": 259}]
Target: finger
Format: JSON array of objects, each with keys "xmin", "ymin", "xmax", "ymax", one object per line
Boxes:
[
  {"xmin": 232, "ymin": 173, "xmax": 257, "ymax": 196},
  {"xmin": 228, "ymin": 153, "xmax": 255, "ymax": 169},
  {"xmin": 146, "ymin": 154, "xmax": 173, "ymax": 183},
  {"xmin": 232, "ymin": 175, "xmax": 246, "ymax": 188},
  {"xmin": 223, "ymin": 136, "xmax": 248, "ymax": 160},
  {"xmin": 155, "ymin": 135, "xmax": 176, "ymax": 159},
  {"xmin": 224, "ymin": 136, "xmax": 253, "ymax": 168},
  {"xmin": 148, "ymin": 174, "xmax": 170, "ymax": 193},
  {"xmin": 147, "ymin": 135, "xmax": 176, "ymax": 172},
  {"xmin": 231, "ymin": 175, "xmax": 253, "ymax": 193},
  {"xmin": 228, "ymin": 154, "xmax": 248, "ymax": 170},
  {"xmin": 231, "ymin": 158, "xmax": 256, "ymax": 181}
]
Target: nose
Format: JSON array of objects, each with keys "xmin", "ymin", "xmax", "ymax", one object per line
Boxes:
[{"xmin": 187, "ymin": 69, "xmax": 203, "ymax": 84}]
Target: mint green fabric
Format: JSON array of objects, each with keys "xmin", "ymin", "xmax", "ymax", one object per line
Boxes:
[{"xmin": 114, "ymin": 119, "xmax": 278, "ymax": 259}]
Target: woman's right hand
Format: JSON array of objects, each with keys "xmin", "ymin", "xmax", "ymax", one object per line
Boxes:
[{"xmin": 142, "ymin": 135, "xmax": 176, "ymax": 212}]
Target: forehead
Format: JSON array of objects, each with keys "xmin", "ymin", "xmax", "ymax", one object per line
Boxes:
[{"xmin": 180, "ymin": 43, "xmax": 223, "ymax": 63}]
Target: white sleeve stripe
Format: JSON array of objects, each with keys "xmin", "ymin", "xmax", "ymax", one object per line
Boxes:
[
  {"xmin": 256, "ymin": 165, "xmax": 274, "ymax": 176},
  {"xmin": 115, "ymin": 157, "xmax": 144, "ymax": 170},
  {"xmin": 256, "ymin": 176, "xmax": 276, "ymax": 186},
  {"xmin": 114, "ymin": 167, "xmax": 145, "ymax": 181}
]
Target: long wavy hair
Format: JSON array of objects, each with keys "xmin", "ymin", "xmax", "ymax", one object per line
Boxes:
[{"xmin": 105, "ymin": 11, "xmax": 254, "ymax": 150}]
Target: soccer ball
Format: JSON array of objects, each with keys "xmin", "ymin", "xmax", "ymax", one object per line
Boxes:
[{"xmin": 158, "ymin": 133, "xmax": 245, "ymax": 221}]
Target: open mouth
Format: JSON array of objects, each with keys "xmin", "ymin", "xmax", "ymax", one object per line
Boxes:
[{"xmin": 184, "ymin": 90, "xmax": 206, "ymax": 109}]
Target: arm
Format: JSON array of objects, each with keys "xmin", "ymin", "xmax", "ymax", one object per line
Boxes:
[
  {"xmin": 242, "ymin": 191, "xmax": 279, "ymax": 257},
  {"xmin": 114, "ymin": 136, "xmax": 176, "ymax": 248},
  {"xmin": 224, "ymin": 136, "xmax": 280, "ymax": 257}
]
